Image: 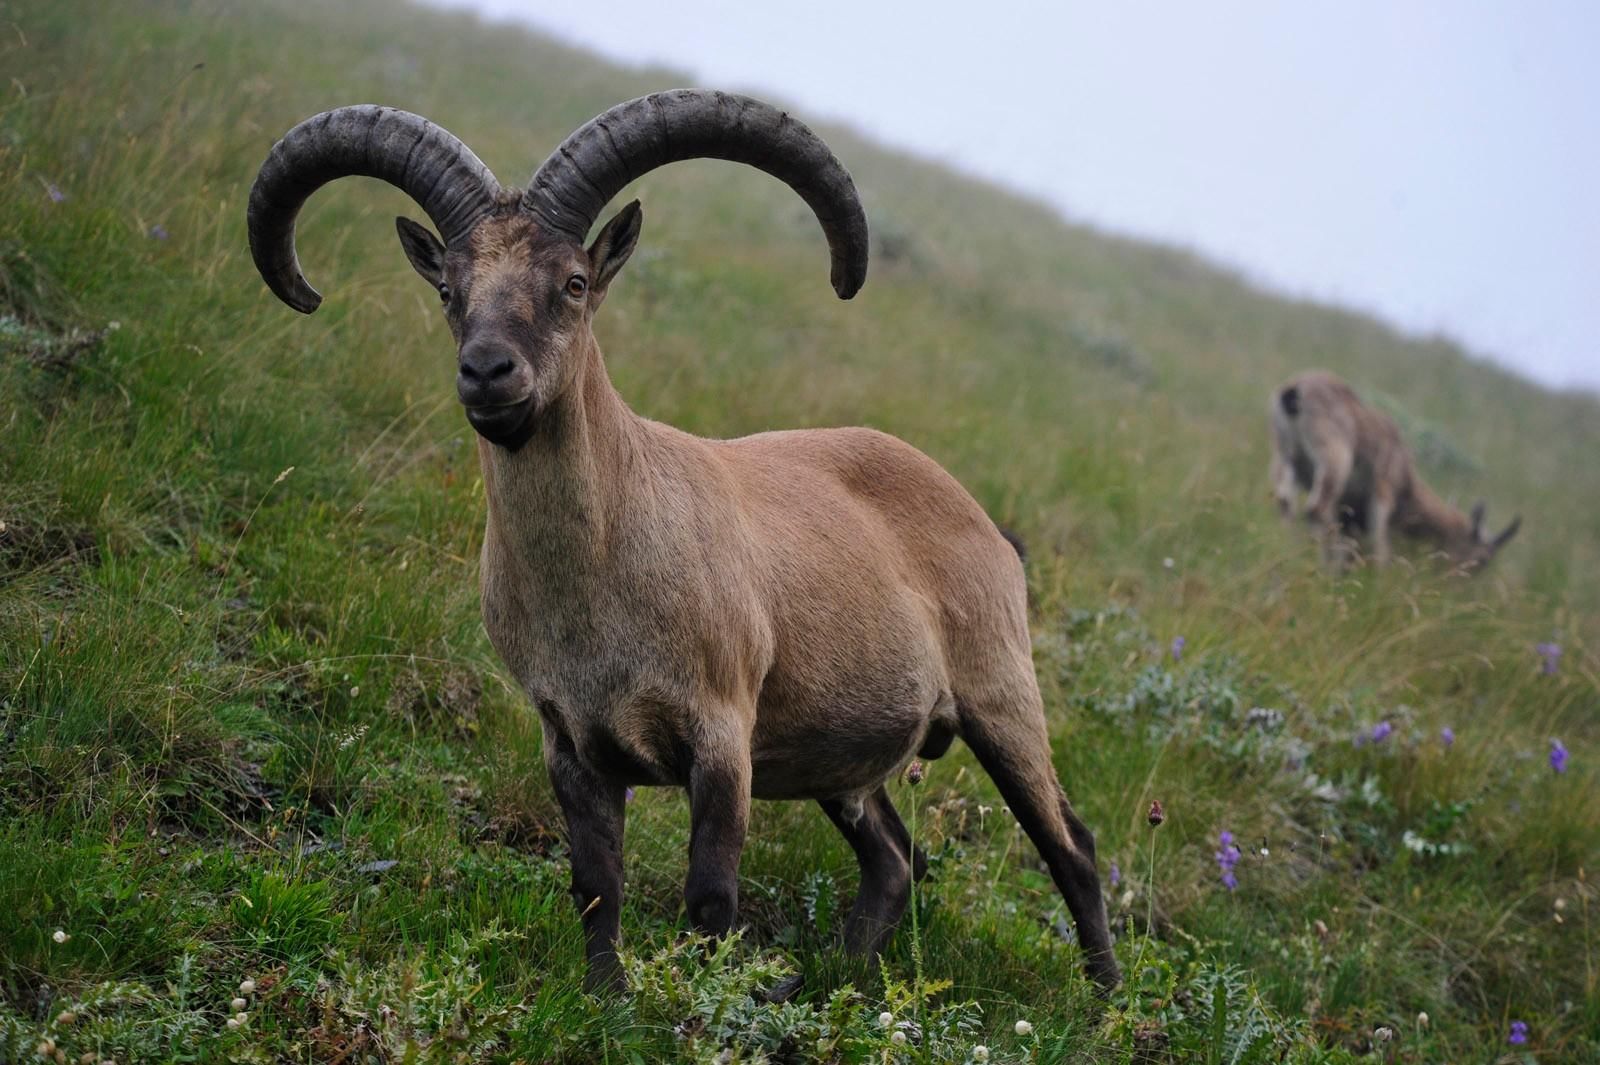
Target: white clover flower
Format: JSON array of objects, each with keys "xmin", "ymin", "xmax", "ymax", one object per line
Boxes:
[
  {"xmin": 1374, "ymin": 1026, "xmax": 1393, "ymax": 1042},
  {"xmin": 234, "ymin": 1012, "xmax": 248, "ymax": 1026},
  {"xmin": 238, "ymin": 979, "xmax": 256, "ymax": 994},
  {"xmin": 56, "ymin": 1010, "xmax": 76, "ymax": 1025},
  {"xmin": 973, "ymin": 1046, "xmax": 990, "ymax": 1062},
  {"xmin": 1416, "ymin": 1011, "xmax": 1430, "ymax": 1029},
  {"xmin": 878, "ymin": 1011, "xmax": 894, "ymax": 1028},
  {"xmin": 225, "ymin": 1018, "xmax": 240, "ymax": 1030},
  {"xmin": 1014, "ymin": 1019, "xmax": 1034, "ymax": 1036},
  {"xmin": 52, "ymin": 929, "xmax": 69, "ymax": 944},
  {"xmin": 890, "ymin": 1030, "xmax": 907, "ymax": 1045},
  {"xmin": 230, "ymin": 997, "xmax": 247, "ymax": 1011}
]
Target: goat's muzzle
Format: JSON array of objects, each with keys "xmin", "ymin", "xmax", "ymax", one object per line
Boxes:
[{"xmin": 457, "ymin": 340, "xmax": 536, "ymax": 446}]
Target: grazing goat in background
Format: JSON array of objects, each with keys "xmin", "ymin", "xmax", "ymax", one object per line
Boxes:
[
  {"xmin": 1270, "ymin": 370, "xmax": 1520, "ymax": 570},
  {"xmin": 247, "ymin": 91, "xmax": 1118, "ymax": 992}
]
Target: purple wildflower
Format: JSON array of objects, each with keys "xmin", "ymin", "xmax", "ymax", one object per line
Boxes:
[
  {"xmin": 1109, "ymin": 861, "xmax": 1121, "ymax": 888},
  {"xmin": 1536, "ymin": 642, "xmax": 1561, "ymax": 675},
  {"xmin": 625, "ymin": 787, "xmax": 636, "ymax": 803},
  {"xmin": 148, "ymin": 223, "xmax": 170, "ymax": 241},
  {"xmin": 1549, "ymin": 739, "xmax": 1569, "ymax": 775},
  {"xmin": 1215, "ymin": 830, "xmax": 1242, "ymax": 891},
  {"xmin": 1370, "ymin": 720, "xmax": 1393, "ymax": 743},
  {"xmin": 1508, "ymin": 1020, "xmax": 1529, "ymax": 1045},
  {"xmin": 46, "ymin": 183, "xmax": 65, "ymax": 203},
  {"xmin": 1441, "ymin": 726, "xmax": 1455, "ymax": 748},
  {"xmin": 1170, "ymin": 636, "xmax": 1186, "ymax": 662}
]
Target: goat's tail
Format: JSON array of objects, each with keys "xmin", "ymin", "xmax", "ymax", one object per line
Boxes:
[
  {"xmin": 996, "ymin": 524, "xmax": 1028, "ymax": 564},
  {"xmin": 1278, "ymin": 385, "xmax": 1301, "ymax": 417}
]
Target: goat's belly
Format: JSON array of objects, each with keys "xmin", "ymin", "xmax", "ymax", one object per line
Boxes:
[{"xmin": 748, "ymin": 689, "xmax": 954, "ymax": 801}]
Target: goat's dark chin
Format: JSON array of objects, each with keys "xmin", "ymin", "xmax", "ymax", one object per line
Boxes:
[{"xmin": 465, "ymin": 398, "xmax": 536, "ymax": 450}]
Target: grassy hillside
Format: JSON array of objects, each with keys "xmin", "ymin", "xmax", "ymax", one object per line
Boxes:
[{"xmin": 2, "ymin": 0, "xmax": 1595, "ymax": 1061}]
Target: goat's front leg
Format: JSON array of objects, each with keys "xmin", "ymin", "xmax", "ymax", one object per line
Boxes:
[
  {"xmin": 685, "ymin": 747, "xmax": 752, "ymax": 938},
  {"xmin": 547, "ymin": 744, "xmax": 628, "ymax": 992}
]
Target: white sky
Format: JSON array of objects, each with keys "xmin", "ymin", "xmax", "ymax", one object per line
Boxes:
[{"xmin": 431, "ymin": 1, "xmax": 1600, "ymax": 392}]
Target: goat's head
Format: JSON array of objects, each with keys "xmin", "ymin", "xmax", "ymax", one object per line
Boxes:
[
  {"xmin": 1452, "ymin": 500, "xmax": 1522, "ymax": 572},
  {"xmin": 246, "ymin": 92, "xmax": 869, "ymax": 448}
]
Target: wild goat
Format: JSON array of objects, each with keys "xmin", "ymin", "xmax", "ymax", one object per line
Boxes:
[
  {"xmin": 247, "ymin": 91, "xmax": 1118, "ymax": 992},
  {"xmin": 1269, "ymin": 370, "xmax": 1520, "ymax": 570}
]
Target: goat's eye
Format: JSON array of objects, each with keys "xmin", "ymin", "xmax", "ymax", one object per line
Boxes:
[
  {"xmin": 566, "ymin": 275, "xmax": 587, "ymax": 299},
  {"xmin": 437, "ymin": 283, "xmax": 450, "ymax": 305}
]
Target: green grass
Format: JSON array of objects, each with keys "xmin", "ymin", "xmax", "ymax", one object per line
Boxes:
[{"xmin": 1, "ymin": 0, "xmax": 1596, "ymax": 1060}]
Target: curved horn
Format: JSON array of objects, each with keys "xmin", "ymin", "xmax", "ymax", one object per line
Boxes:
[
  {"xmin": 248, "ymin": 106, "xmax": 501, "ymax": 313},
  {"xmin": 523, "ymin": 90, "xmax": 869, "ymax": 299},
  {"xmin": 1492, "ymin": 515, "xmax": 1522, "ymax": 550}
]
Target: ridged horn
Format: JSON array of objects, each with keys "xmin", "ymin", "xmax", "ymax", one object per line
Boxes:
[
  {"xmin": 248, "ymin": 105, "xmax": 500, "ymax": 313},
  {"xmin": 523, "ymin": 89, "xmax": 868, "ymax": 299}
]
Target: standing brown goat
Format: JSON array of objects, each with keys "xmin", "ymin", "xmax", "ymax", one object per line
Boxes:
[
  {"xmin": 247, "ymin": 92, "xmax": 1118, "ymax": 992},
  {"xmin": 1269, "ymin": 370, "xmax": 1520, "ymax": 570}
]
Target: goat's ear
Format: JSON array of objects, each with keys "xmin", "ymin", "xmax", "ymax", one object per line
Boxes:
[
  {"xmin": 1469, "ymin": 501, "xmax": 1486, "ymax": 540},
  {"xmin": 587, "ymin": 200, "xmax": 642, "ymax": 297},
  {"xmin": 1492, "ymin": 514, "xmax": 1522, "ymax": 551},
  {"xmin": 396, "ymin": 216, "xmax": 447, "ymax": 290}
]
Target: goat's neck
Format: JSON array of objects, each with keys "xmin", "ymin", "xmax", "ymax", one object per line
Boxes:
[
  {"xmin": 1395, "ymin": 477, "xmax": 1470, "ymax": 546},
  {"xmin": 477, "ymin": 339, "xmax": 646, "ymax": 571}
]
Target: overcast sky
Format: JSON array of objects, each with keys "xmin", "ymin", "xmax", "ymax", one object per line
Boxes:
[{"xmin": 431, "ymin": 1, "xmax": 1599, "ymax": 392}]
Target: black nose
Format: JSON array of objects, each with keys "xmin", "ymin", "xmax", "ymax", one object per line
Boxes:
[{"xmin": 457, "ymin": 342, "xmax": 518, "ymax": 404}]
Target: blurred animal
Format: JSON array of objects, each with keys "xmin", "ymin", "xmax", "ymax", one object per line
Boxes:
[
  {"xmin": 246, "ymin": 91, "xmax": 1117, "ymax": 993},
  {"xmin": 1270, "ymin": 370, "xmax": 1520, "ymax": 570}
]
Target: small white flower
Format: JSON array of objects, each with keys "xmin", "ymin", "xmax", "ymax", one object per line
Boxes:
[
  {"xmin": 1554, "ymin": 897, "xmax": 1567, "ymax": 911},
  {"xmin": 225, "ymin": 1017, "xmax": 240, "ymax": 1030},
  {"xmin": 1374, "ymin": 1026, "xmax": 1393, "ymax": 1042},
  {"xmin": 238, "ymin": 979, "xmax": 256, "ymax": 994},
  {"xmin": 890, "ymin": 1030, "xmax": 907, "ymax": 1045},
  {"xmin": 52, "ymin": 929, "xmax": 69, "ymax": 944},
  {"xmin": 1416, "ymin": 1011, "xmax": 1430, "ymax": 1029},
  {"xmin": 1119, "ymin": 888, "xmax": 1135, "ymax": 909},
  {"xmin": 349, "ymin": 685, "xmax": 360, "ymax": 697},
  {"xmin": 973, "ymin": 1046, "xmax": 990, "ymax": 1062},
  {"xmin": 56, "ymin": 1010, "xmax": 76, "ymax": 1025},
  {"xmin": 1014, "ymin": 1019, "xmax": 1034, "ymax": 1036},
  {"xmin": 1162, "ymin": 557, "xmax": 1175, "ymax": 569},
  {"xmin": 878, "ymin": 1011, "xmax": 893, "ymax": 1028},
  {"xmin": 230, "ymin": 997, "xmax": 247, "ymax": 1011},
  {"xmin": 37, "ymin": 1040, "xmax": 55, "ymax": 1058},
  {"xmin": 234, "ymin": 1011, "xmax": 248, "ymax": 1025}
]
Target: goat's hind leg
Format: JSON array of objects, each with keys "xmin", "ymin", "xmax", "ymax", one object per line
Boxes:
[
  {"xmin": 1269, "ymin": 452, "xmax": 1299, "ymax": 524},
  {"xmin": 819, "ymin": 785, "xmax": 927, "ymax": 954},
  {"xmin": 958, "ymin": 685, "xmax": 1120, "ymax": 991}
]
